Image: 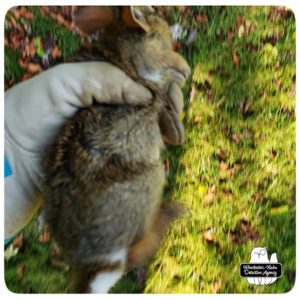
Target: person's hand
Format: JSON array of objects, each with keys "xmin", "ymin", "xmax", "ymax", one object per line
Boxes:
[{"xmin": 4, "ymin": 61, "xmax": 152, "ymax": 239}]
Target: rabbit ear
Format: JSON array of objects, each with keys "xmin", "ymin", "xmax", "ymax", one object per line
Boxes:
[
  {"xmin": 74, "ymin": 6, "xmax": 114, "ymax": 34},
  {"xmin": 122, "ymin": 6, "xmax": 151, "ymax": 32}
]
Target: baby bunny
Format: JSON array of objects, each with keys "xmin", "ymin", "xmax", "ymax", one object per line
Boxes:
[{"xmin": 43, "ymin": 6, "xmax": 190, "ymax": 293}]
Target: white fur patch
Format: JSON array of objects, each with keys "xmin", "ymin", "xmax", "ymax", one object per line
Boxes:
[
  {"xmin": 88, "ymin": 248, "xmax": 127, "ymax": 293},
  {"xmin": 90, "ymin": 270, "xmax": 123, "ymax": 293},
  {"xmin": 137, "ymin": 68, "xmax": 162, "ymax": 83},
  {"xmin": 102, "ymin": 248, "xmax": 127, "ymax": 264}
]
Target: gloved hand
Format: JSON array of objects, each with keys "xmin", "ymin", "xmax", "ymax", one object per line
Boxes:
[
  {"xmin": 5, "ymin": 61, "xmax": 153, "ymax": 239},
  {"xmin": 5, "ymin": 61, "xmax": 185, "ymax": 240}
]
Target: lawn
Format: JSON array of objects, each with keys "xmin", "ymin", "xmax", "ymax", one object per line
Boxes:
[{"xmin": 4, "ymin": 6, "xmax": 296, "ymax": 293}]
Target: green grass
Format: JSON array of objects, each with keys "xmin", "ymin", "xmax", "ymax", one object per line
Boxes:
[{"xmin": 5, "ymin": 6, "xmax": 295, "ymax": 293}]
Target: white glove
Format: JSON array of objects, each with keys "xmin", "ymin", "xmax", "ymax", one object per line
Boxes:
[{"xmin": 5, "ymin": 62, "xmax": 152, "ymax": 239}]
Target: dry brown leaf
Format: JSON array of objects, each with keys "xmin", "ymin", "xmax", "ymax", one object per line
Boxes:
[
  {"xmin": 222, "ymin": 188, "xmax": 233, "ymax": 199},
  {"xmin": 204, "ymin": 185, "xmax": 216, "ymax": 205},
  {"xmin": 51, "ymin": 46, "xmax": 62, "ymax": 59},
  {"xmin": 204, "ymin": 192, "xmax": 214, "ymax": 205},
  {"xmin": 216, "ymin": 149, "xmax": 226, "ymax": 160},
  {"xmin": 178, "ymin": 6, "xmax": 187, "ymax": 12},
  {"xmin": 225, "ymin": 163, "xmax": 241, "ymax": 177},
  {"xmin": 236, "ymin": 15, "xmax": 244, "ymax": 30},
  {"xmin": 56, "ymin": 14, "xmax": 66, "ymax": 25},
  {"xmin": 17, "ymin": 264, "xmax": 25, "ymax": 279},
  {"xmin": 220, "ymin": 161, "xmax": 228, "ymax": 171},
  {"xmin": 196, "ymin": 14, "xmax": 208, "ymax": 24},
  {"xmin": 232, "ymin": 52, "xmax": 239, "ymax": 67},
  {"xmin": 18, "ymin": 58, "xmax": 29, "ymax": 69},
  {"xmin": 27, "ymin": 63, "xmax": 42, "ymax": 73},
  {"xmin": 204, "ymin": 227, "xmax": 214, "ymax": 243},
  {"xmin": 38, "ymin": 225, "xmax": 51, "ymax": 243},
  {"xmin": 231, "ymin": 133, "xmax": 241, "ymax": 144},
  {"xmin": 12, "ymin": 8, "xmax": 20, "ymax": 19},
  {"xmin": 194, "ymin": 115, "xmax": 202, "ymax": 124},
  {"xmin": 189, "ymin": 86, "xmax": 198, "ymax": 103},
  {"xmin": 22, "ymin": 72, "xmax": 33, "ymax": 81},
  {"xmin": 12, "ymin": 232, "xmax": 24, "ymax": 249},
  {"xmin": 41, "ymin": 6, "xmax": 51, "ymax": 15},
  {"xmin": 245, "ymin": 20, "xmax": 252, "ymax": 33},
  {"xmin": 227, "ymin": 31, "xmax": 234, "ymax": 40},
  {"xmin": 11, "ymin": 34, "xmax": 21, "ymax": 49},
  {"xmin": 212, "ymin": 279, "xmax": 222, "ymax": 293}
]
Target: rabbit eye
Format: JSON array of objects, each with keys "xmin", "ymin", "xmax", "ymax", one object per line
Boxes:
[{"xmin": 133, "ymin": 9, "xmax": 143, "ymax": 20}]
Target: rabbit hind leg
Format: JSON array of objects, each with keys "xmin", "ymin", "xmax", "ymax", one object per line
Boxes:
[
  {"xmin": 127, "ymin": 204, "xmax": 183, "ymax": 269},
  {"xmin": 68, "ymin": 249, "xmax": 127, "ymax": 293}
]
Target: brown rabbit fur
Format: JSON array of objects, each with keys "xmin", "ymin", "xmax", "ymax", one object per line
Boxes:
[{"xmin": 43, "ymin": 6, "xmax": 190, "ymax": 293}]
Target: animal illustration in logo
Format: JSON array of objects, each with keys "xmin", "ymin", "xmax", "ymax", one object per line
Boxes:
[{"xmin": 247, "ymin": 247, "xmax": 278, "ymax": 285}]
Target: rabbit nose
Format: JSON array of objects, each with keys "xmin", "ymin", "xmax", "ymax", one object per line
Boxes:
[{"xmin": 163, "ymin": 51, "xmax": 191, "ymax": 81}]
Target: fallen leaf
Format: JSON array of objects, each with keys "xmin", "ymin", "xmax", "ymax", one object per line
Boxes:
[
  {"xmin": 204, "ymin": 227, "xmax": 214, "ymax": 243},
  {"xmin": 4, "ymin": 244, "xmax": 19, "ymax": 261},
  {"xmin": 17, "ymin": 264, "xmax": 25, "ymax": 279},
  {"xmin": 238, "ymin": 24, "xmax": 245, "ymax": 37},
  {"xmin": 22, "ymin": 72, "xmax": 33, "ymax": 81},
  {"xmin": 189, "ymin": 86, "xmax": 198, "ymax": 103},
  {"xmin": 41, "ymin": 6, "xmax": 50, "ymax": 15},
  {"xmin": 212, "ymin": 279, "xmax": 222, "ymax": 293},
  {"xmin": 208, "ymin": 184, "xmax": 216, "ymax": 194},
  {"xmin": 27, "ymin": 63, "xmax": 42, "ymax": 73},
  {"xmin": 222, "ymin": 188, "xmax": 233, "ymax": 199},
  {"xmin": 12, "ymin": 8, "xmax": 20, "ymax": 19},
  {"xmin": 225, "ymin": 163, "xmax": 241, "ymax": 177},
  {"xmin": 236, "ymin": 15, "xmax": 244, "ymax": 30},
  {"xmin": 56, "ymin": 14, "xmax": 66, "ymax": 25},
  {"xmin": 196, "ymin": 14, "xmax": 208, "ymax": 24},
  {"xmin": 11, "ymin": 34, "xmax": 21, "ymax": 49},
  {"xmin": 204, "ymin": 185, "xmax": 217, "ymax": 204},
  {"xmin": 38, "ymin": 225, "xmax": 51, "ymax": 243},
  {"xmin": 51, "ymin": 46, "xmax": 61, "ymax": 59},
  {"xmin": 245, "ymin": 20, "xmax": 252, "ymax": 33},
  {"xmin": 232, "ymin": 52, "xmax": 239, "ymax": 67},
  {"xmin": 220, "ymin": 161, "xmax": 228, "ymax": 171},
  {"xmin": 12, "ymin": 232, "xmax": 24, "ymax": 249},
  {"xmin": 227, "ymin": 31, "xmax": 234, "ymax": 40},
  {"xmin": 178, "ymin": 6, "xmax": 187, "ymax": 12},
  {"xmin": 194, "ymin": 115, "xmax": 202, "ymax": 124},
  {"xmin": 231, "ymin": 133, "xmax": 241, "ymax": 144},
  {"xmin": 216, "ymin": 149, "xmax": 226, "ymax": 160},
  {"xmin": 270, "ymin": 149, "xmax": 277, "ymax": 158}
]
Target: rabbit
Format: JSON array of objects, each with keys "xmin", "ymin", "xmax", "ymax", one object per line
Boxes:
[{"xmin": 43, "ymin": 6, "xmax": 190, "ymax": 293}]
